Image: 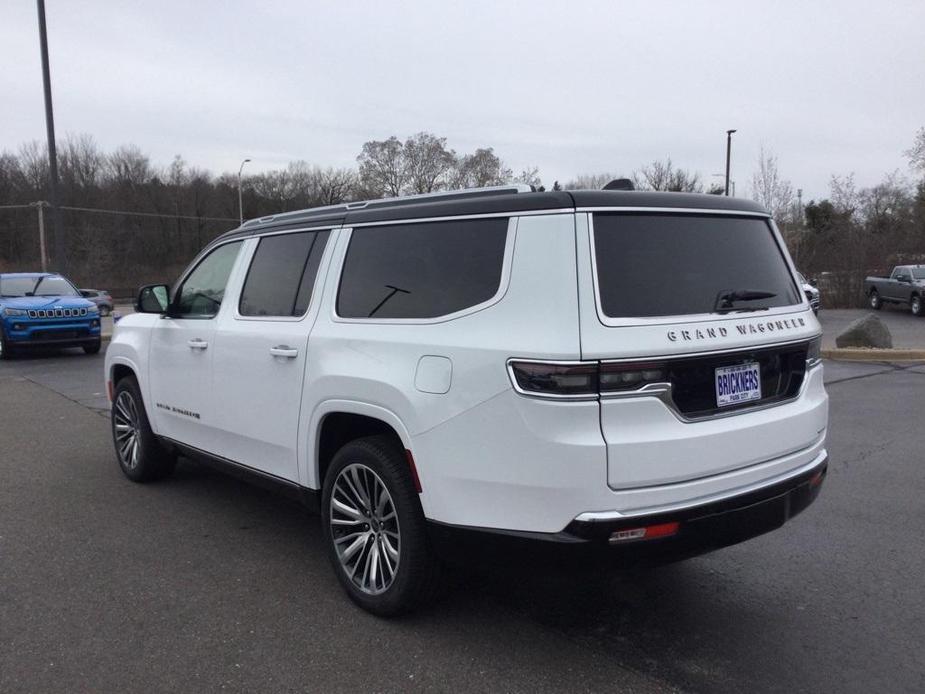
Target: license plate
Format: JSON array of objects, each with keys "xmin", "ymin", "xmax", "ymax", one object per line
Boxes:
[{"xmin": 715, "ymin": 362, "xmax": 762, "ymax": 407}]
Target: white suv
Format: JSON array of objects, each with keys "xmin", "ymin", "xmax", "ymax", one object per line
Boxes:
[{"xmin": 105, "ymin": 185, "xmax": 828, "ymax": 615}]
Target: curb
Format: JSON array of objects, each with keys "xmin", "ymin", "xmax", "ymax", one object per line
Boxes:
[{"xmin": 822, "ymin": 348, "xmax": 925, "ymax": 362}]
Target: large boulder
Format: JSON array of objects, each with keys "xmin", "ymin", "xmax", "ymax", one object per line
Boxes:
[{"xmin": 835, "ymin": 314, "xmax": 893, "ymax": 348}]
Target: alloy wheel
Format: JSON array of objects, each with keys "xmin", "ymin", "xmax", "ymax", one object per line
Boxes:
[
  {"xmin": 113, "ymin": 390, "xmax": 141, "ymax": 470},
  {"xmin": 329, "ymin": 463, "xmax": 401, "ymax": 595}
]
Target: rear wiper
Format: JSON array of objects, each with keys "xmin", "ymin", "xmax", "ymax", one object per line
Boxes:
[{"xmin": 714, "ymin": 289, "xmax": 777, "ymax": 313}]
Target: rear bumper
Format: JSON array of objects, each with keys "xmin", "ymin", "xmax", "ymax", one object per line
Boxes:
[{"xmin": 427, "ymin": 455, "xmax": 827, "ymax": 568}]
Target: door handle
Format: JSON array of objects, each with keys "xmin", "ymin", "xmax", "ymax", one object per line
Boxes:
[
  {"xmin": 270, "ymin": 345, "xmax": 299, "ymax": 359},
  {"xmin": 187, "ymin": 339, "xmax": 208, "ymax": 350}
]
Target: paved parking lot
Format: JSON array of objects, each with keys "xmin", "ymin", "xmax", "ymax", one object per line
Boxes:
[{"xmin": 1, "ymin": 350, "xmax": 924, "ymax": 693}]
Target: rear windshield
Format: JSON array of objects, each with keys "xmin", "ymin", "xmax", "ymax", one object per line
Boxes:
[{"xmin": 592, "ymin": 213, "xmax": 801, "ymax": 318}]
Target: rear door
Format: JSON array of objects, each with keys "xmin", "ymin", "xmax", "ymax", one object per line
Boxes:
[
  {"xmin": 210, "ymin": 228, "xmax": 334, "ymax": 482},
  {"xmin": 575, "ymin": 211, "xmax": 823, "ymax": 489}
]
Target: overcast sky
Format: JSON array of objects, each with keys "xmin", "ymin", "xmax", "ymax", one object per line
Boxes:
[{"xmin": 3, "ymin": 0, "xmax": 924, "ymax": 200}]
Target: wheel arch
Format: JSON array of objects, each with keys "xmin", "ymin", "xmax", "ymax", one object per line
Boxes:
[
  {"xmin": 305, "ymin": 400, "xmax": 414, "ymax": 491},
  {"xmin": 106, "ymin": 355, "xmax": 160, "ymax": 433}
]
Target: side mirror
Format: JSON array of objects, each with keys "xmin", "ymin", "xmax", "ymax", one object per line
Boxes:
[
  {"xmin": 809, "ymin": 278, "xmax": 818, "ymax": 287},
  {"xmin": 136, "ymin": 284, "xmax": 170, "ymax": 313}
]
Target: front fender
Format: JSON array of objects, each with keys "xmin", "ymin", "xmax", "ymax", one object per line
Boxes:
[{"xmin": 104, "ymin": 314, "xmax": 157, "ymax": 429}]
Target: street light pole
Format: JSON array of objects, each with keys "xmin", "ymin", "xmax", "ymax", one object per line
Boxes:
[
  {"xmin": 36, "ymin": 0, "xmax": 64, "ymax": 271},
  {"xmin": 724, "ymin": 129, "xmax": 737, "ymax": 196},
  {"xmin": 238, "ymin": 158, "xmax": 251, "ymax": 225}
]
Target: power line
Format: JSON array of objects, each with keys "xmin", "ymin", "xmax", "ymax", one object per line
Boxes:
[
  {"xmin": 60, "ymin": 205, "xmax": 237, "ymax": 222},
  {"xmin": 0, "ymin": 202, "xmax": 237, "ymax": 223}
]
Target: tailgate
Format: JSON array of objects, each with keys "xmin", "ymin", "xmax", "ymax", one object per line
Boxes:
[
  {"xmin": 599, "ymin": 341, "xmax": 825, "ymax": 489},
  {"xmin": 573, "ymin": 210, "xmax": 825, "ymax": 489}
]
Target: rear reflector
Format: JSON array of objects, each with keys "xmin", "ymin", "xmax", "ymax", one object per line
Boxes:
[
  {"xmin": 609, "ymin": 521, "xmax": 680, "ymax": 544},
  {"xmin": 809, "ymin": 468, "xmax": 826, "ymax": 487},
  {"xmin": 405, "ymin": 449, "xmax": 422, "ymax": 494}
]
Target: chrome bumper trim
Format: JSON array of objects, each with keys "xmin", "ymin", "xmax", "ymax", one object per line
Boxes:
[{"xmin": 574, "ymin": 448, "xmax": 828, "ymax": 523}]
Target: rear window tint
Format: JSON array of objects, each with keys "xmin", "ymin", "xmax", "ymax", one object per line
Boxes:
[
  {"xmin": 337, "ymin": 218, "xmax": 508, "ymax": 319},
  {"xmin": 592, "ymin": 214, "xmax": 801, "ymax": 318},
  {"xmin": 239, "ymin": 230, "xmax": 329, "ymax": 317}
]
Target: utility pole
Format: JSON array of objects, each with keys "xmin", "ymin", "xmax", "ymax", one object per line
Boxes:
[
  {"xmin": 36, "ymin": 0, "xmax": 65, "ymax": 272},
  {"xmin": 29, "ymin": 201, "xmax": 49, "ymax": 271},
  {"xmin": 724, "ymin": 129, "xmax": 737, "ymax": 196}
]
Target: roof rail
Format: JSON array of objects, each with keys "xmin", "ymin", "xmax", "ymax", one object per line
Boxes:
[{"xmin": 241, "ymin": 184, "xmax": 532, "ymax": 227}]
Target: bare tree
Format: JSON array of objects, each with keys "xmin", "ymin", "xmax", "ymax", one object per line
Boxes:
[
  {"xmin": 829, "ymin": 173, "xmax": 860, "ymax": 220},
  {"xmin": 403, "ymin": 132, "xmax": 456, "ymax": 194},
  {"xmin": 905, "ymin": 126, "xmax": 925, "ymax": 174},
  {"xmin": 316, "ymin": 167, "xmax": 356, "ymax": 205},
  {"xmin": 633, "ymin": 158, "xmax": 701, "ymax": 192},
  {"xmin": 106, "ymin": 145, "xmax": 152, "ymax": 188},
  {"xmin": 59, "ymin": 134, "xmax": 104, "ymax": 191},
  {"xmin": 514, "ymin": 166, "xmax": 543, "ymax": 190},
  {"xmin": 450, "ymin": 148, "xmax": 512, "ymax": 189},
  {"xmin": 750, "ymin": 147, "xmax": 794, "ymax": 221},
  {"xmin": 17, "ymin": 141, "xmax": 49, "ymax": 194},
  {"xmin": 357, "ymin": 136, "xmax": 405, "ymax": 198}
]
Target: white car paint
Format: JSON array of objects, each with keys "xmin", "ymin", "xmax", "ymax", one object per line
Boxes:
[{"xmin": 106, "ymin": 204, "xmax": 827, "ymax": 535}]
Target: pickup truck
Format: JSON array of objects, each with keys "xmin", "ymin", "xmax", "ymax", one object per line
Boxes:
[
  {"xmin": 0, "ymin": 272, "xmax": 102, "ymax": 359},
  {"xmin": 864, "ymin": 265, "xmax": 925, "ymax": 316}
]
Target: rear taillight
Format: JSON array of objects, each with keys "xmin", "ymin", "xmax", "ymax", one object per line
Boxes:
[
  {"xmin": 806, "ymin": 335, "xmax": 822, "ymax": 366},
  {"xmin": 508, "ymin": 361, "xmax": 598, "ymax": 398},
  {"xmin": 508, "ymin": 360, "xmax": 669, "ymax": 398},
  {"xmin": 599, "ymin": 361, "xmax": 667, "ymax": 393}
]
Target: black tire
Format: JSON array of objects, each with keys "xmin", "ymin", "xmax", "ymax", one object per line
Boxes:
[
  {"xmin": 869, "ymin": 290, "xmax": 882, "ymax": 310},
  {"xmin": 911, "ymin": 294, "xmax": 923, "ymax": 317},
  {"xmin": 0, "ymin": 328, "xmax": 14, "ymax": 360},
  {"xmin": 321, "ymin": 435, "xmax": 442, "ymax": 617},
  {"xmin": 111, "ymin": 376, "xmax": 177, "ymax": 482},
  {"xmin": 83, "ymin": 338, "xmax": 102, "ymax": 355}
]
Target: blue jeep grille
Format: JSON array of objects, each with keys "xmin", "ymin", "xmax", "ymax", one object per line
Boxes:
[{"xmin": 27, "ymin": 308, "xmax": 89, "ymax": 319}]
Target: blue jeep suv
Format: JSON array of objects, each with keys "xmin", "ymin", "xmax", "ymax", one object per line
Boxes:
[{"xmin": 0, "ymin": 272, "xmax": 102, "ymax": 359}]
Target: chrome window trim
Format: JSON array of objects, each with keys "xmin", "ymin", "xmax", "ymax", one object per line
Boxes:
[
  {"xmin": 576, "ymin": 206, "xmax": 771, "ymax": 217},
  {"xmin": 331, "ymin": 217, "xmax": 519, "ymax": 325},
  {"xmin": 571, "ymin": 448, "xmax": 828, "ymax": 522},
  {"xmin": 586, "ymin": 211, "xmax": 807, "ymax": 327}
]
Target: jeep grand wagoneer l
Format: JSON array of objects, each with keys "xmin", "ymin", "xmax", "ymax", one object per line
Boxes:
[{"xmin": 105, "ymin": 185, "xmax": 828, "ymax": 615}]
